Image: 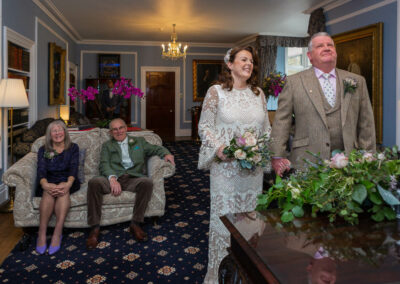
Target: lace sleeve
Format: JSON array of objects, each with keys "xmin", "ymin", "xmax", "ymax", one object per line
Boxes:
[
  {"xmin": 259, "ymin": 88, "xmax": 272, "ymax": 172},
  {"xmin": 198, "ymin": 86, "xmax": 224, "ymax": 170}
]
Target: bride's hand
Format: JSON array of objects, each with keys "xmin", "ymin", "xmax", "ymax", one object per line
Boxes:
[{"xmin": 216, "ymin": 145, "xmax": 228, "ymax": 161}]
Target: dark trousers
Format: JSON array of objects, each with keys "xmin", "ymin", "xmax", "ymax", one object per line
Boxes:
[{"xmin": 87, "ymin": 174, "xmax": 153, "ymax": 226}]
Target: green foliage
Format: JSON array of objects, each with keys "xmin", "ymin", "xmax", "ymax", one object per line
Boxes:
[{"xmin": 257, "ymin": 148, "xmax": 400, "ymax": 224}]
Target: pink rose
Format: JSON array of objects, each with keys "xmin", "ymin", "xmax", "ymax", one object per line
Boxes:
[
  {"xmin": 330, "ymin": 153, "xmax": 348, "ymax": 169},
  {"xmin": 362, "ymin": 152, "xmax": 375, "ymax": 162},
  {"xmin": 234, "ymin": 149, "xmax": 246, "ymax": 160},
  {"xmin": 236, "ymin": 137, "xmax": 246, "ymax": 147}
]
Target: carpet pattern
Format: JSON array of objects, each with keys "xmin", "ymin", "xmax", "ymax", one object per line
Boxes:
[{"xmin": 0, "ymin": 141, "xmax": 210, "ymax": 283}]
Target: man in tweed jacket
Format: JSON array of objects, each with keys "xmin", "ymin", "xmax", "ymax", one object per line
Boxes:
[{"xmin": 271, "ymin": 32, "xmax": 376, "ymax": 175}]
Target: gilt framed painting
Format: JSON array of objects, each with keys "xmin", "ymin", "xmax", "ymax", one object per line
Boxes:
[
  {"xmin": 48, "ymin": 42, "xmax": 66, "ymax": 105},
  {"xmin": 193, "ymin": 60, "xmax": 224, "ymax": 102},
  {"xmin": 332, "ymin": 23, "xmax": 383, "ymax": 143}
]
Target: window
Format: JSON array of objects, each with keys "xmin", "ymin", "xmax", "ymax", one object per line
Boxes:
[{"xmin": 285, "ymin": 47, "xmax": 311, "ymax": 75}]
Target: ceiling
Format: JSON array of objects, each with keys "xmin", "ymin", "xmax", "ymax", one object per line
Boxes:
[{"xmin": 40, "ymin": 0, "xmax": 334, "ymax": 46}]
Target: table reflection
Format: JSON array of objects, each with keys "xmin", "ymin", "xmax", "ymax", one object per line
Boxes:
[{"xmin": 224, "ymin": 210, "xmax": 400, "ymax": 283}]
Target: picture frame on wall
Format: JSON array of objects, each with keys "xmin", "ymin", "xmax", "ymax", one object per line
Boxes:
[
  {"xmin": 332, "ymin": 22, "xmax": 383, "ymax": 143},
  {"xmin": 48, "ymin": 42, "xmax": 66, "ymax": 105},
  {"xmin": 98, "ymin": 54, "xmax": 120, "ymax": 79},
  {"xmin": 193, "ymin": 59, "xmax": 224, "ymax": 102}
]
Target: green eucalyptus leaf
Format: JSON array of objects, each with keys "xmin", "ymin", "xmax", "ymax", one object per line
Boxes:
[
  {"xmin": 292, "ymin": 206, "xmax": 304, "ymax": 217},
  {"xmin": 361, "ymin": 180, "xmax": 375, "ymax": 189},
  {"xmin": 340, "ymin": 209, "xmax": 348, "ymax": 216},
  {"xmin": 368, "ymin": 191, "xmax": 382, "ymax": 205},
  {"xmin": 281, "ymin": 211, "xmax": 294, "ymax": 223},
  {"xmin": 377, "ymin": 184, "xmax": 400, "ymax": 206},
  {"xmin": 371, "ymin": 210, "xmax": 385, "ymax": 222},
  {"xmin": 283, "ymin": 202, "xmax": 295, "ymax": 211},
  {"xmin": 257, "ymin": 194, "xmax": 268, "ymax": 205},
  {"xmin": 382, "ymin": 206, "xmax": 396, "ymax": 220},
  {"xmin": 352, "ymin": 184, "xmax": 367, "ymax": 204},
  {"xmin": 331, "ymin": 149, "xmax": 343, "ymax": 157}
]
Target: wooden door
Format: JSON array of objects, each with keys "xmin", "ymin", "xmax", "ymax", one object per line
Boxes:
[{"xmin": 146, "ymin": 72, "xmax": 175, "ymax": 140}]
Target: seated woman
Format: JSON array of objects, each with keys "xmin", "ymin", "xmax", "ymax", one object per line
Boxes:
[{"xmin": 35, "ymin": 120, "xmax": 80, "ymax": 255}]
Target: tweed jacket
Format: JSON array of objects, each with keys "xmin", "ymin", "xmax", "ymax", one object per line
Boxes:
[
  {"xmin": 99, "ymin": 136, "xmax": 170, "ymax": 178},
  {"xmin": 270, "ymin": 67, "xmax": 376, "ymax": 169}
]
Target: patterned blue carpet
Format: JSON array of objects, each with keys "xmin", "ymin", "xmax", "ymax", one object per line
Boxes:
[{"xmin": 0, "ymin": 141, "xmax": 210, "ymax": 283}]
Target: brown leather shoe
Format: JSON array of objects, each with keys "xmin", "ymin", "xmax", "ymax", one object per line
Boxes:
[
  {"xmin": 129, "ymin": 224, "xmax": 149, "ymax": 242},
  {"xmin": 86, "ymin": 227, "xmax": 100, "ymax": 249}
]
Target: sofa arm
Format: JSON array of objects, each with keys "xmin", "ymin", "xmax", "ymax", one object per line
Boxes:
[
  {"xmin": 2, "ymin": 152, "xmax": 38, "ymax": 224},
  {"xmin": 147, "ymin": 156, "xmax": 175, "ymax": 179}
]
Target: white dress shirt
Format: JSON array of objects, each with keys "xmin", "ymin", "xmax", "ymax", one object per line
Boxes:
[{"xmin": 108, "ymin": 136, "xmax": 133, "ymax": 181}]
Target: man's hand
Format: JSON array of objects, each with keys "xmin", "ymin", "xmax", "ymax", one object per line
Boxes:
[
  {"xmin": 109, "ymin": 177, "xmax": 122, "ymax": 196},
  {"xmin": 164, "ymin": 154, "xmax": 175, "ymax": 166},
  {"xmin": 271, "ymin": 158, "xmax": 291, "ymax": 177}
]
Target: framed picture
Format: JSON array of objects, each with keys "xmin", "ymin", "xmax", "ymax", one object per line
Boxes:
[
  {"xmin": 48, "ymin": 42, "xmax": 66, "ymax": 105},
  {"xmin": 98, "ymin": 54, "xmax": 120, "ymax": 79},
  {"xmin": 332, "ymin": 23, "xmax": 383, "ymax": 143},
  {"xmin": 193, "ymin": 60, "xmax": 224, "ymax": 102}
]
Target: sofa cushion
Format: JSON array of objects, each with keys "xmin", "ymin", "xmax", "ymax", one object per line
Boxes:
[{"xmin": 78, "ymin": 148, "xmax": 86, "ymax": 183}]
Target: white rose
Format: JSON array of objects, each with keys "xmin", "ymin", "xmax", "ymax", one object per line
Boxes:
[
  {"xmin": 234, "ymin": 149, "xmax": 247, "ymax": 160},
  {"xmin": 243, "ymin": 131, "xmax": 254, "ymax": 139},
  {"xmin": 377, "ymin": 153, "xmax": 385, "ymax": 161},
  {"xmin": 362, "ymin": 152, "xmax": 375, "ymax": 162},
  {"xmin": 245, "ymin": 136, "xmax": 257, "ymax": 147},
  {"xmin": 252, "ymin": 153, "xmax": 262, "ymax": 164},
  {"xmin": 251, "ymin": 145, "xmax": 259, "ymax": 151},
  {"xmin": 330, "ymin": 153, "xmax": 348, "ymax": 169}
]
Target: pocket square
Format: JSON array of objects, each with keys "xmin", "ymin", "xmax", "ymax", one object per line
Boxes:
[{"xmin": 134, "ymin": 146, "xmax": 139, "ymax": 150}]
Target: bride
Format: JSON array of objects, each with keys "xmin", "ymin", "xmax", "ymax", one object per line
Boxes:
[{"xmin": 198, "ymin": 45, "xmax": 271, "ymax": 283}]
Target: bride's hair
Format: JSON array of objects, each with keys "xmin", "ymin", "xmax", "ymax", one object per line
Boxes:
[{"xmin": 216, "ymin": 45, "xmax": 260, "ymax": 96}]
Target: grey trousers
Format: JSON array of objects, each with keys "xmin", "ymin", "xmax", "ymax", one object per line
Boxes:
[{"xmin": 87, "ymin": 174, "xmax": 153, "ymax": 226}]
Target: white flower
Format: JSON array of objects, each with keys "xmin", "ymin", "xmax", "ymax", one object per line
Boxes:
[
  {"xmin": 245, "ymin": 136, "xmax": 257, "ymax": 147},
  {"xmin": 234, "ymin": 149, "xmax": 247, "ymax": 160},
  {"xmin": 288, "ymin": 182, "xmax": 301, "ymax": 198},
  {"xmin": 251, "ymin": 146, "xmax": 259, "ymax": 151},
  {"xmin": 377, "ymin": 153, "xmax": 385, "ymax": 161},
  {"xmin": 362, "ymin": 152, "xmax": 375, "ymax": 162},
  {"xmin": 330, "ymin": 153, "xmax": 348, "ymax": 169},
  {"xmin": 243, "ymin": 131, "xmax": 255, "ymax": 139},
  {"xmin": 252, "ymin": 153, "xmax": 262, "ymax": 164},
  {"xmin": 49, "ymin": 152, "xmax": 54, "ymax": 158},
  {"xmin": 224, "ymin": 48, "xmax": 232, "ymax": 64}
]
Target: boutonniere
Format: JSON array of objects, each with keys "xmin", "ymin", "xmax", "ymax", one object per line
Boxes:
[
  {"xmin": 44, "ymin": 150, "xmax": 58, "ymax": 159},
  {"xmin": 343, "ymin": 77, "xmax": 358, "ymax": 95},
  {"xmin": 128, "ymin": 137, "xmax": 135, "ymax": 147}
]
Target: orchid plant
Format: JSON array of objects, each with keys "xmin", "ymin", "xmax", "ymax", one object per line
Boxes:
[
  {"xmin": 257, "ymin": 147, "xmax": 400, "ymax": 225},
  {"xmin": 262, "ymin": 71, "xmax": 287, "ymax": 101}
]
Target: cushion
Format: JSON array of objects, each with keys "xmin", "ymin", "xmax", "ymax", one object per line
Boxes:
[
  {"xmin": 22, "ymin": 129, "xmax": 40, "ymax": 142},
  {"xmin": 78, "ymin": 148, "xmax": 86, "ymax": 183}
]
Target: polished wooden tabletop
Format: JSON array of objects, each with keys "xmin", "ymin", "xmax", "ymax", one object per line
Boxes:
[{"xmin": 222, "ymin": 210, "xmax": 400, "ymax": 284}]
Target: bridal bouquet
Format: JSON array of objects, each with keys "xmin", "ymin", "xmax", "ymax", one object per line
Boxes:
[{"xmin": 219, "ymin": 129, "xmax": 271, "ymax": 170}]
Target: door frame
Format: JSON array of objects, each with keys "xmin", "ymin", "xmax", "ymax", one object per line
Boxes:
[{"xmin": 140, "ymin": 66, "xmax": 181, "ymax": 136}]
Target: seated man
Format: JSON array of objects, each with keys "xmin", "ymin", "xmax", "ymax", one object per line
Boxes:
[{"xmin": 86, "ymin": 118, "xmax": 175, "ymax": 249}]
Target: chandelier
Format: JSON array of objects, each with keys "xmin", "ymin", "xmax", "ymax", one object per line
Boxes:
[{"xmin": 161, "ymin": 24, "xmax": 188, "ymax": 60}]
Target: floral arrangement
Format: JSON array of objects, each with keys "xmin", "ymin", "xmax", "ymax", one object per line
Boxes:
[
  {"xmin": 343, "ymin": 77, "xmax": 358, "ymax": 95},
  {"xmin": 257, "ymin": 147, "xmax": 400, "ymax": 225},
  {"xmin": 262, "ymin": 71, "xmax": 287, "ymax": 100},
  {"xmin": 44, "ymin": 150, "xmax": 59, "ymax": 159},
  {"xmin": 67, "ymin": 77, "xmax": 143, "ymax": 103},
  {"xmin": 68, "ymin": 86, "xmax": 98, "ymax": 103},
  {"xmin": 218, "ymin": 129, "xmax": 271, "ymax": 170},
  {"xmin": 112, "ymin": 77, "xmax": 144, "ymax": 99}
]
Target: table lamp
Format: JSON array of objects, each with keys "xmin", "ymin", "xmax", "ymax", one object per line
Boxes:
[
  {"xmin": 0, "ymin": 79, "xmax": 29, "ymax": 213},
  {"xmin": 60, "ymin": 105, "xmax": 70, "ymax": 125}
]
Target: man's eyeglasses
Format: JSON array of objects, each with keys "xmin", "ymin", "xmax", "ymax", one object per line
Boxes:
[{"xmin": 111, "ymin": 126, "xmax": 126, "ymax": 132}]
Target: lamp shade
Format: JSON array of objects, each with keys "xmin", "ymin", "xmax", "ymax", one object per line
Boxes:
[
  {"xmin": 0, "ymin": 79, "xmax": 29, "ymax": 107},
  {"xmin": 60, "ymin": 105, "xmax": 70, "ymax": 121}
]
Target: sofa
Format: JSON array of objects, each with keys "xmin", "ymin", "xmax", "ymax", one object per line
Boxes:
[
  {"xmin": 3, "ymin": 128, "xmax": 175, "ymax": 228},
  {"xmin": 13, "ymin": 118, "xmax": 55, "ymax": 160}
]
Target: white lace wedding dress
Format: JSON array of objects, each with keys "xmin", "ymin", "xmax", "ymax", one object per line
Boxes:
[{"xmin": 198, "ymin": 85, "xmax": 271, "ymax": 283}]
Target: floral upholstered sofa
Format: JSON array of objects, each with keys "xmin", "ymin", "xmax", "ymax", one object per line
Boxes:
[{"xmin": 3, "ymin": 128, "xmax": 175, "ymax": 228}]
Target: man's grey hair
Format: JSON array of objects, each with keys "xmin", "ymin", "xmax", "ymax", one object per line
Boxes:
[
  {"xmin": 109, "ymin": 118, "xmax": 126, "ymax": 130},
  {"xmin": 308, "ymin": 32, "xmax": 332, "ymax": 52}
]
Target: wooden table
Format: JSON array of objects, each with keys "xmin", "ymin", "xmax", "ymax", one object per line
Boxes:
[{"xmin": 219, "ymin": 210, "xmax": 400, "ymax": 284}]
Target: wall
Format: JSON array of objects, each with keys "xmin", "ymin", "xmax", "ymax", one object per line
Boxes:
[
  {"xmin": 79, "ymin": 44, "xmax": 226, "ymax": 133},
  {"xmin": 325, "ymin": 0, "xmax": 397, "ymax": 146}
]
